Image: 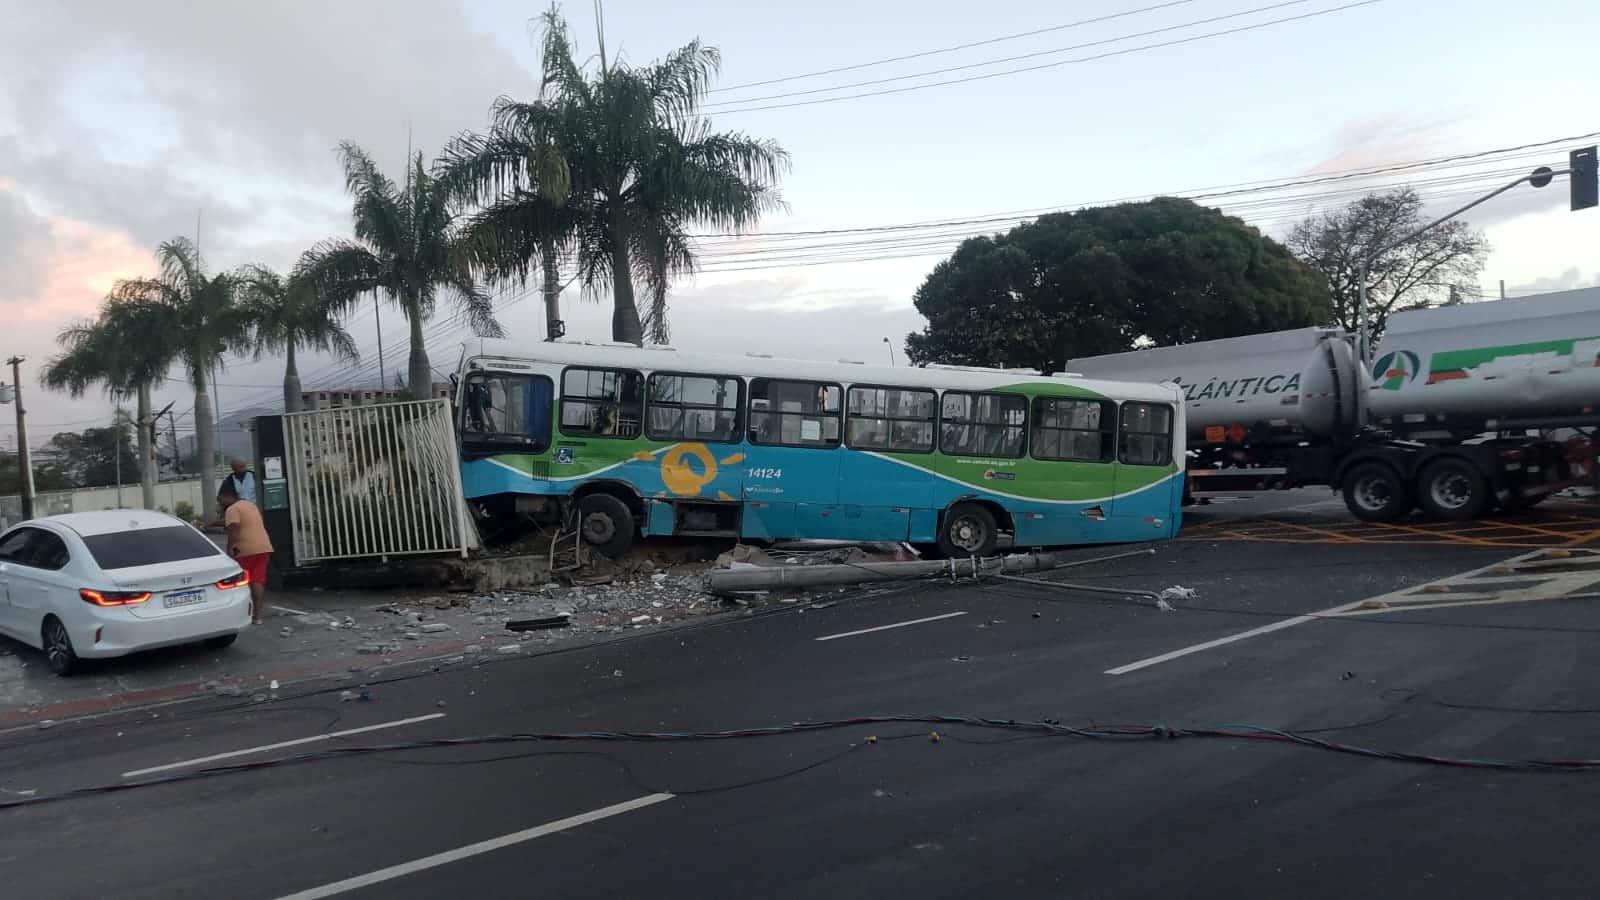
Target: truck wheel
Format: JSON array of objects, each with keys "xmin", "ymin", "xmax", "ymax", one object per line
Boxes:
[
  {"xmin": 1416, "ymin": 458, "xmax": 1489, "ymax": 521},
  {"xmin": 938, "ymin": 503, "xmax": 998, "ymax": 558},
  {"xmin": 577, "ymin": 494, "xmax": 636, "ymax": 558},
  {"xmin": 1342, "ymin": 463, "xmax": 1413, "ymax": 523}
]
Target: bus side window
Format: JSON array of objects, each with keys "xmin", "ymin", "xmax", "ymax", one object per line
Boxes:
[
  {"xmin": 561, "ymin": 368, "xmax": 643, "ymax": 438},
  {"xmin": 846, "ymin": 386, "xmax": 936, "ymax": 453},
  {"xmin": 940, "ymin": 392, "xmax": 1026, "ymax": 458},
  {"xmin": 1032, "ymin": 397, "xmax": 1114, "ymax": 462},
  {"xmin": 1119, "ymin": 402, "xmax": 1174, "ymax": 466},
  {"xmin": 749, "ymin": 378, "xmax": 841, "ymax": 448}
]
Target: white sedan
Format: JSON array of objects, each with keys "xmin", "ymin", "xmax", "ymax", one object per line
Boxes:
[{"xmin": 0, "ymin": 509, "xmax": 251, "ymax": 675}]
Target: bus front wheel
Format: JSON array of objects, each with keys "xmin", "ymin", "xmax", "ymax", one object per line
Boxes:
[
  {"xmin": 577, "ymin": 494, "xmax": 636, "ymax": 558},
  {"xmin": 938, "ymin": 503, "xmax": 998, "ymax": 558}
]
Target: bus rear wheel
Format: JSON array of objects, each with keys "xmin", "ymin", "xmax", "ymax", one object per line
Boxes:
[
  {"xmin": 577, "ymin": 494, "xmax": 636, "ymax": 558},
  {"xmin": 938, "ymin": 503, "xmax": 998, "ymax": 558}
]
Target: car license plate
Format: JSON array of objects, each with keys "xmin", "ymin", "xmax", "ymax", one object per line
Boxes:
[{"xmin": 164, "ymin": 589, "xmax": 206, "ymax": 609}]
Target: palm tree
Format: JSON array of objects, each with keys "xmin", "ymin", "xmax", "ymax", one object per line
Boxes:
[
  {"xmin": 301, "ymin": 143, "xmax": 503, "ymax": 402},
  {"xmin": 108, "ymin": 238, "xmax": 249, "ymax": 521},
  {"xmin": 444, "ymin": 8, "xmax": 789, "ymax": 345},
  {"xmin": 235, "ymin": 262, "xmax": 360, "ymax": 412},
  {"xmin": 41, "ymin": 299, "xmax": 177, "ymax": 510},
  {"xmin": 439, "ymin": 99, "xmax": 576, "ymax": 342}
]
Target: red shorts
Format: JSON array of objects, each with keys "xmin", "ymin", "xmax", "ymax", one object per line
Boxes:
[{"xmin": 238, "ymin": 553, "xmax": 271, "ymax": 586}]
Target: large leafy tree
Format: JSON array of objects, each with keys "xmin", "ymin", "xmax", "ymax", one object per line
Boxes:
[
  {"xmin": 906, "ymin": 198, "xmax": 1331, "ymax": 373},
  {"xmin": 104, "ymin": 238, "xmax": 249, "ymax": 520},
  {"xmin": 443, "ymin": 8, "xmax": 788, "ymax": 345},
  {"xmin": 235, "ymin": 262, "xmax": 359, "ymax": 412},
  {"xmin": 41, "ymin": 417, "xmax": 141, "ymax": 490},
  {"xmin": 302, "ymin": 143, "xmax": 502, "ymax": 402},
  {"xmin": 1286, "ymin": 187, "xmax": 1488, "ymax": 341},
  {"xmin": 42, "ymin": 294, "xmax": 180, "ymax": 509}
]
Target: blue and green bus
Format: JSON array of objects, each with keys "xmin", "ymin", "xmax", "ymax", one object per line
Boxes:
[{"xmin": 455, "ymin": 339, "xmax": 1186, "ymax": 557}]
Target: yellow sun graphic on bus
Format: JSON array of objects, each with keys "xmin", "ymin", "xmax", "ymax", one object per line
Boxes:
[{"xmin": 661, "ymin": 443, "xmax": 718, "ymax": 496}]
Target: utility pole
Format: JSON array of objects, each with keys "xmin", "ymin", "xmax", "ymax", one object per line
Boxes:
[
  {"xmin": 882, "ymin": 337, "xmax": 896, "ymax": 366},
  {"xmin": 114, "ymin": 408, "xmax": 125, "ymax": 508},
  {"xmin": 6, "ymin": 356, "xmax": 34, "ymax": 520},
  {"xmin": 168, "ymin": 409, "xmax": 182, "ymax": 475}
]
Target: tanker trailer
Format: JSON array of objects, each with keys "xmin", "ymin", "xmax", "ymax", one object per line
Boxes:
[{"xmin": 1066, "ymin": 287, "xmax": 1600, "ymax": 523}]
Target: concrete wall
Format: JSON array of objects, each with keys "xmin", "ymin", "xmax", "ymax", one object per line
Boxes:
[{"xmin": 0, "ymin": 478, "xmax": 207, "ymax": 530}]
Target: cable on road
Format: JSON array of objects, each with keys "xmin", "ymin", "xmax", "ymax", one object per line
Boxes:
[{"xmin": 9, "ymin": 712, "xmax": 1600, "ymax": 812}]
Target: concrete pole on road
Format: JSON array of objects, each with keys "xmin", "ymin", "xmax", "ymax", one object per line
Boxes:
[{"xmin": 1357, "ymin": 166, "xmax": 1561, "ymax": 367}]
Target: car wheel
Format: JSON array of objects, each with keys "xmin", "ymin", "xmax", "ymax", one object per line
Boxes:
[
  {"xmin": 1416, "ymin": 458, "xmax": 1490, "ymax": 521},
  {"xmin": 938, "ymin": 503, "xmax": 999, "ymax": 558},
  {"xmin": 577, "ymin": 494, "xmax": 636, "ymax": 558},
  {"xmin": 1341, "ymin": 463, "xmax": 1413, "ymax": 523},
  {"xmin": 204, "ymin": 634, "xmax": 238, "ymax": 650},
  {"xmin": 43, "ymin": 617, "xmax": 79, "ymax": 677}
]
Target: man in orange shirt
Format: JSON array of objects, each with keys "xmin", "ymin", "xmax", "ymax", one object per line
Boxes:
[{"xmin": 219, "ymin": 482, "xmax": 273, "ymax": 625}]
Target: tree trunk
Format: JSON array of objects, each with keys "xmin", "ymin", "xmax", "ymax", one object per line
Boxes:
[
  {"xmin": 541, "ymin": 237, "xmax": 562, "ymax": 341},
  {"xmin": 283, "ymin": 342, "xmax": 302, "ymax": 413},
  {"xmin": 407, "ymin": 312, "xmax": 432, "ymax": 401},
  {"xmin": 609, "ymin": 210, "xmax": 643, "ymax": 345},
  {"xmin": 136, "ymin": 382, "xmax": 156, "ymax": 510},
  {"xmin": 194, "ymin": 374, "xmax": 217, "ymax": 522}
]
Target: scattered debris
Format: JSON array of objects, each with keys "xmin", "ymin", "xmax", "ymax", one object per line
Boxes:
[
  {"xmin": 269, "ymin": 680, "xmax": 279, "ymax": 690},
  {"xmin": 495, "ymin": 644, "xmax": 522, "ymax": 655},
  {"xmin": 612, "ymin": 669, "xmax": 624, "ymax": 678},
  {"xmin": 252, "ymin": 694, "xmax": 268, "ymax": 703},
  {"xmin": 279, "ymin": 626, "xmax": 293, "ymax": 638},
  {"xmin": 419, "ymin": 623, "xmax": 451, "ymax": 634},
  {"xmin": 951, "ymin": 655, "xmax": 971, "ymax": 662},
  {"xmin": 1159, "ymin": 585, "xmax": 1198, "ymax": 602},
  {"xmin": 338, "ymin": 690, "xmax": 360, "ymax": 702},
  {"xmin": 1341, "ymin": 671, "xmax": 1356, "ymax": 681},
  {"xmin": 505, "ymin": 615, "xmax": 571, "ymax": 632},
  {"xmin": 630, "ymin": 614, "xmax": 653, "ymax": 624}
]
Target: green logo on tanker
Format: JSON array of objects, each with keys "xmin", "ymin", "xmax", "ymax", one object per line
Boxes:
[{"xmin": 1371, "ymin": 350, "xmax": 1420, "ymax": 391}]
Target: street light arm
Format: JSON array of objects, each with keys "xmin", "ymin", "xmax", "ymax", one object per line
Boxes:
[{"xmin": 1356, "ymin": 167, "xmax": 1570, "ymax": 367}]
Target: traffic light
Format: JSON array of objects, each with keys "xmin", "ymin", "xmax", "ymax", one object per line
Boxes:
[{"xmin": 1573, "ymin": 146, "xmax": 1598, "ymax": 211}]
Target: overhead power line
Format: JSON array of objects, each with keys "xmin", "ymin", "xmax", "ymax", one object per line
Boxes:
[
  {"xmin": 705, "ymin": 0, "xmax": 1318, "ymax": 109},
  {"xmin": 708, "ymin": 0, "xmax": 1200, "ymax": 93},
  {"xmin": 711, "ymin": 0, "xmax": 1385, "ymax": 114}
]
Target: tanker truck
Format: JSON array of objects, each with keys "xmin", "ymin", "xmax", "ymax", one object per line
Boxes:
[{"xmin": 1064, "ymin": 286, "xmax": 1600, "ymax": 522}]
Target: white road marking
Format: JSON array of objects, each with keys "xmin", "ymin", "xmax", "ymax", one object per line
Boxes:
[
  {"xmin": 1105, "ymin": 548, "xmax": 1600, "ymax": 675},
  {"xmin": 814, "ymin": 611, "xmax": 967, "ymax": 642},
  {"xmin": 121, "ymin": 713, "xmax": 446, "ymax": 778},
  {"xmin": 1104, "ymin": 601, "xmax": 1366, "ymax": 675},
  {"xmin": 271, "ymin": 604, "xmax": 309, "ymax": 616},
  {"xmin": 273, "ymin": 793, "xmax": 675, "ymax": 900}
]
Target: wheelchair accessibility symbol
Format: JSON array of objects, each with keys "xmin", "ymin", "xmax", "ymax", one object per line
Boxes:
[{"xmin": 555, "ymin": 447, "xmax": 576, "ymax": 465}]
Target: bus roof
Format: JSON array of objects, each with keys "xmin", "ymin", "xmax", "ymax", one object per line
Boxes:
[{"xmin": 462, "ymin": 338, "xmax": 1181, "ymax": 403}]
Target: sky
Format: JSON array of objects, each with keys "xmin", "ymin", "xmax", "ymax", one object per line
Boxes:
[{"xmin": 1, "ymin": 0, "xmax": 1598, "ymax": 450}]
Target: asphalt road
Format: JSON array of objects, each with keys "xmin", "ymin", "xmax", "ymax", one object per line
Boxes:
[{"xmin": 5, "ymin": 493, "xmax": 1600, "ymax": 899}]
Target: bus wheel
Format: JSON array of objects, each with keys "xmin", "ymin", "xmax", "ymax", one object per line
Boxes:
[
  {"xmin": 577, "ymin": 494, "xmax": 635, "ymax": 558},
  {"xmin": 1416, "ymin": 458, "xmax": 1489, "ymax": 521},
  {"xmin": 938, "ymin": 503, "xmax": 998, "ymax": 558},
  {"xmin": 1342, "ymin": 463, "xmax": 1412, "ymax": 523}
]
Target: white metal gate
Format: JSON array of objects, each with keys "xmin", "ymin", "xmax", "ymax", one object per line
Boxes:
[{"xmin": 282, "ymin": 399, "xmax": 478, "ymax": 564}]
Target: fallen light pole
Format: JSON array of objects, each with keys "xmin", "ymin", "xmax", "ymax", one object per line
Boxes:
[{"xmin": 707, "ymin": 547, "xmax": 1156, "ymax": 595}]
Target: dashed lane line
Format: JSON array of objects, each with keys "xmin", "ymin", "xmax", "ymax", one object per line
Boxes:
[
  {"xmin": 274, "ymin": 793, "xmax": 675, "ymax": 900},
  {"xmin": 121, "ymin": 713, "xmax": 447, "ymax": 778},
  {"xmin": 814, "ymin": 611, "xmax": 968, "ymax": 642}
]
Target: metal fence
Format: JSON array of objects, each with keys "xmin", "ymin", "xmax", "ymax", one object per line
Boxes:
[{"xmin": 282, "ymin": 399, "xmax": 477, "ymax": 563}]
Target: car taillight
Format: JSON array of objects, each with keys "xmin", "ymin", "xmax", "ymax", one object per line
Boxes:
[
  {"xmin": 216, "ymin": 571, "xmax": 250, "ymax": 590},
  {"xmin": 80, "ymin": 588, "xmax": 153, "ymax": 607}
]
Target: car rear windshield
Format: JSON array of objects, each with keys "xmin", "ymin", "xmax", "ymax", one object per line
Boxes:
[{"xmin": 81, "ymin": 525, "xmax": 225, "ymax": 570}]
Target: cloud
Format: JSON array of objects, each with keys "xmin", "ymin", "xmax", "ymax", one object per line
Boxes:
[{"xmin": 1504, "ymin": 266, "xmax": 1600, "ymax": 296}]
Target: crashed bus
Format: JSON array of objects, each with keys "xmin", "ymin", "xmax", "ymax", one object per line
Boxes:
[{"xmin": 453, "ymin": 340, "xmax": 1186, "ymax": 556}]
